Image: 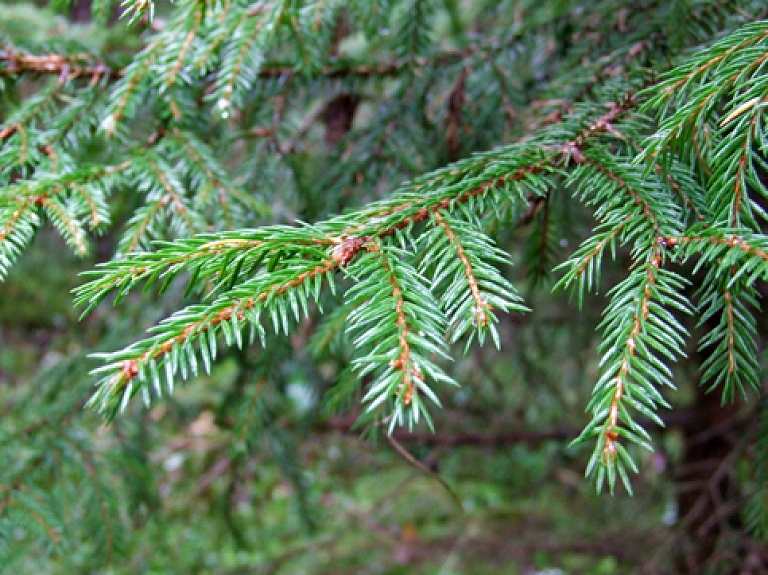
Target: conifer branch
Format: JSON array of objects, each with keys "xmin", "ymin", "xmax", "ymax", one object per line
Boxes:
[
  {"xmin": 7, "ymin": 497, "xmax": 62, "ymax": 546},
  {"xmin": 3, "ymin": 2, "xmax": 768, "ymax": 530},
  {"xmin": 101, "ymin": 40, "xmax": 159, "ymax": 137},
  {"xmin": 76, "ymin": 80, "xmax": 650, "ymax": 429},
  {"xmin": 0, "ymin": 44, "xmax": 119, "ymax": 80},
  {"xmin": 88, "ymin": 256, "xmax": 338, "ymax": 418},
  {"xmin": 166, "ymin": 3, "xmax": 203, "ymax": 90},
  {"xmin": 0, "ymin": 163, "xmax": 126, "ymax": 278},
  {"xmin": 1, "ymin": 80, "xmax": 64, "ymax": 149},
  {"xmin": 433, "ymin": 212, "xmax": 490, "ymax": 328},
  {"xmin": 581, "ymin": 244, "xmax": 692, "ymax": 494},
  {"xmin": 64, "ymin": 436, "xmax": 118, "ymax": 558}
]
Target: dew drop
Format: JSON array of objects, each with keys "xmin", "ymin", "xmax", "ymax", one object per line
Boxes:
[
  {"xmin": 217, "ymin": 97, "xmax": 231, "ymax": 119},
  {"xmin": 100, "ymin": 114, "xmax": 116, "ymax": 133}
]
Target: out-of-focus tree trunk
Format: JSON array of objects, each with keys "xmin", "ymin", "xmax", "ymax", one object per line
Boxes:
[
  {"xmin": 676, "ymin": 385, "xmax": 743, "ymax": 573},
  {"xmin": 69, "ymin": 0, "xmax": 92, "ymax": 22}
]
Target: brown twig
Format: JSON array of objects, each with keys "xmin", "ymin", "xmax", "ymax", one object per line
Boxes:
[
  {"xmin": 384, "ymin": 431, "xmax": 464, "ymax": 511},
  {"xmin": 0, "ymin": 46, "xmax": 119, "ymax": 80}
]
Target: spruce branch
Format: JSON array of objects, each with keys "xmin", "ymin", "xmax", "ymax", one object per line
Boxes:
[
  {"xmin": 75, "ymin": 77, "xmax": 650, "ymax": 423},
  {"xmin": 2, "ymin": 490, "xmax": 63, "ymax": 550},
  {"xmin": 578, "ymin": 245, "xmax": 691, "ymax": 494},
  {"xmin": 640, "ymin": 22, "xmax": 768, "ymax": 227},
  {"xmin": 164, "ymin": 1, "xmax": 204, "ymax": 91},
  {"xmin": 4, "ymin": 0, "xmax": 768, "ymax": 566},
  {"xmin": 669, "ymin": 230, "xmax": 768, "ymax": 269},
  {"xmin": 422, "ymin": 211, "xmax": 528, "ymax": 348},
  {"xmin": 120, "ymin": 0, "xmax": 156, "ymax": 26},
  {"xmin": 698, "ymin": 277, "xmax": 760, "ymax": 400},
  {"xmin": 162, "ymin": 127, "xmax": 266, "ymax": 221},
  {"xmin": 74, "ymin": 226, "xmax": 332, "ymax": 315},
  {"xmin": 346, "ymin": 241, "xmax": 454, "ymax": 431},
  {"xmin": 87, "ymin": 254, "xmax": 338, "ymax": 418},
  {"xmin": 210, "ymin": 1, "xmax": 283, "ymax": 116},
  {"xmin": 0, "ymin": 43, "xmax": 119, "ymax": 80},
  {"xmin": 118, "ymin": 149, "xmax": 206, "ymax": 253},
  {"xmin": 100, "ymin": 39, "xmax": 159, "ymax": 137},
  {"xmin": 664, "ymin": 230, "xmax": 768, "ymax": 401},
  {"xmin": 0, "ymin": 163, "xmax": 125, "ymax": 279},
  {"xmin": 62, "ymin": 434, "xmax": 122, "ymax": 558},
  {"xmin": 0, "ymin": 80, "xmax": 66, "ymax": 149}
]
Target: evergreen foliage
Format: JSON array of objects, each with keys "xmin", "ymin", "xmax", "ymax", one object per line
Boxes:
[{"xmin": 2, "ymin": 0, "xmax": 768, "ymax": 570}]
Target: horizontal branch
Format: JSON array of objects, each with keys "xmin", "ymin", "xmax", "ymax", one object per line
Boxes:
[
  {"xmin": 307, "ymin": 408, "xmax": 704, "ymax": 448},
  {"xmin": 0, "ymin": 45, "xmax": 120, "ymax": 80},
  {"xmin": 0, "ymin": 25, "xmax": 527, "ymax": 85}
]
